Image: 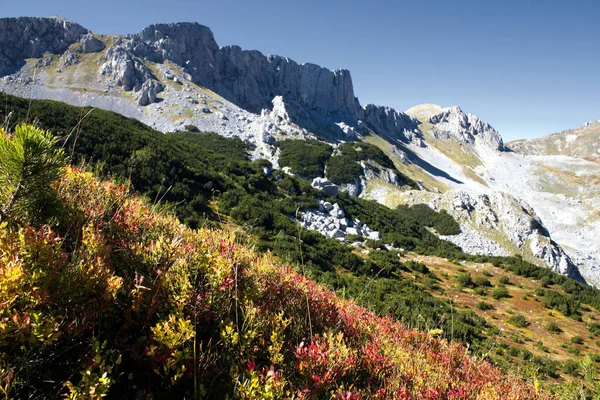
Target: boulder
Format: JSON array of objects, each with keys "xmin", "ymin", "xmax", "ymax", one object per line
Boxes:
[
  {"xmin": 311, "ymin": 177, "xmax": 338, "ymax": 197},
  {"xmin": 80, "ymin": 33, "xmax": 105, "ymax": 53},
  {"xmin": 137, "ymin": 79, "xmax": 164, "ymax": 106}
]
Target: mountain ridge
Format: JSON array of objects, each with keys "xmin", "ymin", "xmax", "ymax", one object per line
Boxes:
[{"xmin": 0, "ymin": 16, "xmax": 598, "ymax": 286}]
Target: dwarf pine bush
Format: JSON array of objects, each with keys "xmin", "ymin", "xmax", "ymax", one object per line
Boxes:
[{"xmin": 0, "ymin": 124, "xmax": 65, "ymax": 227}]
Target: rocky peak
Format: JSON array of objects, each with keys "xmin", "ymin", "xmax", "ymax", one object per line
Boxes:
[
  {"xmin": 361, "ymin": 104, "xmax": 420, "ymax": 143},
  {"xmin": 428, "ymin": 106, "xmax": 504, "ymax": 150},
  {"xmin": 0, "ymin": 17, "xmax": 88, "ymax": 75},
  {"xmin": 133, "ymin": 22, "xmax": 219, "ymax": 64}
]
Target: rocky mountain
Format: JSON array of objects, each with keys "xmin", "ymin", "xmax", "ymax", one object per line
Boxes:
[{"xmin": 0, "ymin": 16, "xmax": 598, "ymax": 285}]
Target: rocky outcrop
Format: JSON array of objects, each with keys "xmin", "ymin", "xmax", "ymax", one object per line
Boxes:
[
  {"xmin": 99, "ymin": 47, "xmax": 154, "ymax": 91},
  {"xmin": 434, "ymin": 190, "xmax": 584, "ymax": 281},
  {"xmin": 0, "ymin": 17, "xmax": 88, "ymax": 76},
  {"xmin": 136, "ymin": 79, "xmax": 164, "ymax": 106},
  {"xmin": 79, "ymin": 33, "xmax": 105, "ymax": 53},
  {"xmin": 127, "ymin": 23, "xmax": 361, "ymax": 131},
  {"xmin": 401, "ymin": 189, "xmax": 585, "ymax": 282},
  {"xmin": 428, "ymin": 106, "xmax": 504, "ymax": 150},
  {"xmin": 299, "ymin": 200, "xmax": 380, "ymax": 242},
  {"xmin": 361, "ymin": 104, "xmax": 420, "ymax": 142},
  {"xmin": 127, "ymin": 22, "xmax": 424, "ymax": 139},
  {"xmin": 99, "ymin": 46, "xmax": 164, "ymax": 105},
  {"xmin": 311, "ymin": 177, "xmax": 339, "ymax": 197}
]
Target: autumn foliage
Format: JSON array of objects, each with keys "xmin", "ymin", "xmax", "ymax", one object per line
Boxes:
[{"xmin": 0, "ymin": 165, "xmax": 547, "ymax": 398}]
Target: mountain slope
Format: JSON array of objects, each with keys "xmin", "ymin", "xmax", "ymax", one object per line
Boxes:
[
  {"xmin": 4, "ymin": 98, "xmax": 600, "ymax": 395},
  {"xmin": 508, "ymin": 121, "xmax": 600, "ymax": 158},
  {"xmin": 0, "ymin": 140, "xmax": 542, "ymax": 398}
]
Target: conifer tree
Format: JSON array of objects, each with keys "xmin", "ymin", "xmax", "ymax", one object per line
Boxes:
[{"xmin": 0, "ymin": 124, "xmax": 65, "ymax": 226}]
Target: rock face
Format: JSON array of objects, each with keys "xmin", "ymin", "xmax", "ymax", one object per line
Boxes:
[
  {"xmin": 362, "ymin": 104, "xmax": 420, "ymax": 142},
  {"xmin": 136, "ymin": 79, "xmax": 164, "ymax": 106},
  {"xmin": 0, "ymin": 17, "xmax": 88, "ymax": 76},
  {"xmin": 129, "ymin": 22, "xmax": 361, "ymax": 132},
  {"xmin": 428, "ymin": 106, "xmax": 504, "ymax": 150},
  {"xmin": 80, "ymin": 33, "xmax": 105, "ymax": 54},
  {"xmin": 416, "ymin": 190, "xmax": 585, "ymax": 282},
  {"xmin": 0, "ymin": 17, "xmax": 420, "ymax": 140}
]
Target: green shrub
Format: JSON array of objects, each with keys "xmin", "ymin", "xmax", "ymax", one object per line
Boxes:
[
  {"xmin": 406, "ymin": 260, "xmax": 429, "ymax": 274},
  {"xmin": 477, "ymin": 302, "xmax": 494, "ymax": 311},
  {"xmin": 538, "ymin": 276, "xmax": 551, "ymax": 287},
  {"xmin": 546, "ymin": 321, "xmax": 562, "ymax": 333},
  {"xmin": 473, "ymin": 276, "xmax": 492, "ymax": 287},
  {"xmin": 571, "ymin": 336, "xmax": 583, "ymax": 345},
  {"xmin": 277, "ymin": 139, "xmax": 332, "ymax": 179},
  {"xmin": 456, "ymin": 273, "xmax": 474, "ymax": 288},
  {"xmin": 492, "ymin": 286, "xmax": 510, "ymax": 300},
  {"xmin": 499, "ymin": 276, "xmax": 510, "ymax": 285},
  {"xmin": 541, "ymin": 290, "xmax": 581, "ymax": 318},
  {"xmin": 587, "ymin": 322, "xmax": 600, "ymax": 336},
  {"xmin": 184, "ymin": 124, "xmax": 200, "ymax": 132},
  {"xmin": 0, "ymin": 124, "xmax": 66, "ymax": 227},
  {"xmin": 508, "ymin": 314, "xmax": 530, "ymax": 328}
]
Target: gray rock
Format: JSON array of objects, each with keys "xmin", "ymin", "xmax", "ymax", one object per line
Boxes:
[
  {"xmin": 61, "ymin": 51, "xmax": 79, "ymax": 67},
  {"xmin": 428, "ymin": 106, "xmax": 504, "ymax": 150},
  {"xmin": 0, "ymin": 17, "xmax": 88, "ymax": 76},
  {"xmin": 311, "ymin": 177, "xmax": 338, "ymax": 197},
  {"xmin": 34, "ymin": 55, "xmax": 53, "ymax": 68},
  {"xmin": 362, "ymin": 104, "xmax": 420, "ymax": 143},
  {"xmin": 137, "ymin": 79, "xmax": 164, "ymax": 106},
  {"xmin": 99, "ymin": 46, "xmax": 156, "ymax": 92},
  {"xmin": 80, "ymin": 33, "xmax": 105, "ymax": 53}
]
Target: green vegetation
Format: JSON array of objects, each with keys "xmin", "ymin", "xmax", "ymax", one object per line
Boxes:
[
  {"xmin": 0, "ymin": 161, "xmax": 542, "ymax": 398},
  {"xmin": 276, "ymin": 139, "xmax": 332, "ymax": 178},
  {"xmin": 456, "ymin": 273, "xmax": 474, "ymax": 288},
  {"xmin": 546, "ymin": 321, "xmax": 562, "ymax": 333},
  {"xmin": 541, "ymin": 289, "xmax": 582, "ymax": 319},
  {"xmin": 325, "ymin": 142, "xmax": 363, "ymax": 184},
  {"xmin": 571, "ymin": 336, "xmax": 584, "ymax": 345},
  {"xmin": 492, "ymin": 286, "xmax": 511, "ymax": 300},
  {"xmin": 477, "ymin": 301, "xmax": 494, "ymax": 311},
  {"xmin": 508, "ymin": 314, "xmax": 530, "ymax": 328},
  {"xmin": 0, "ymin": 124, "xmax": 65, "ymax": 226}
]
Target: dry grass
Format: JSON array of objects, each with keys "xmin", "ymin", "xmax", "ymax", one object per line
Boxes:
[{"xmin": 401, "ymin": 254, "xmax": 600, "ymax": 374}]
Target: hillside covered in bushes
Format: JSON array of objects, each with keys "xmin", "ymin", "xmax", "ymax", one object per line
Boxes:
[
  {"xmin": 4, "ymin": 95, "xmax": 600, "ymax": 396},
  {"xmin": 0, "ymin": 124, "xmax": 543, "ymax": 398}
]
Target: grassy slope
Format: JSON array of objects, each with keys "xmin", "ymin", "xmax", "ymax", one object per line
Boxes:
[{"xmin": 406, "ymin": 255, "xmax": 600, "ymax": 374}]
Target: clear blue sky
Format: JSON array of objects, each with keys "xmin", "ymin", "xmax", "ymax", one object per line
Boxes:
[{"xmin": 3, "ymin": 0, "xmax": 600, "ymax": 140}]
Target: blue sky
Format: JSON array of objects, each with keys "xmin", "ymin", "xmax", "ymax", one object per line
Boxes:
[{"xmin": 3, "ymin": 0, "xmax": 600, "ymax": 140}]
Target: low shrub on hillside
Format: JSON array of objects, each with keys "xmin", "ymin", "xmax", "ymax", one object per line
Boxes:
[
  {"xmin": 492, "ymin": 286, "xmax": 511, "ymax": 300},
  {"xmin": 508, "ymin": 314, "xmax": 530, "ymax": 328}
]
